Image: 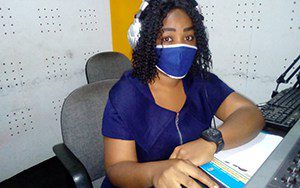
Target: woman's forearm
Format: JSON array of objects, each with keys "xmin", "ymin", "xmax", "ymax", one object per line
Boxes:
[
  {"xmin": 218, "ymin": 106, "xmax": 265, "ymax": 150},
  {"xmin": 106, "ymin": 160, "xmax": 165, "ymax": 188}
]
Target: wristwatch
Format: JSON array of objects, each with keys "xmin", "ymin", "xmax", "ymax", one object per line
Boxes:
[{"xmin": 201, "ymin": 128, "xmax": 224, "ymax": 153}]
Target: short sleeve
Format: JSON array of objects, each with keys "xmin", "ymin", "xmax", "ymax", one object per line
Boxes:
[
  {"xmin": 102, "ymin": 98, "xmax": 134, "ymax": 140},
  {"xmin": 205, "ymin": 74, "xmax": 234, "ymax": 115}
]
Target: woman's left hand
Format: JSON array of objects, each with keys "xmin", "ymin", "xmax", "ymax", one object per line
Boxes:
[{"xmin": 169, "ymin": 138, "xmax": 217, "ymax": 166}]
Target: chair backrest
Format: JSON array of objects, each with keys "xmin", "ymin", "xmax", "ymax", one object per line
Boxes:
[
  {"xmin": 60, "ymin": 79, "xmax": 117, "ymax": 181},
  {"xmin": 85, "ymin": 52, "xmax": 131, "ymax": 83}
]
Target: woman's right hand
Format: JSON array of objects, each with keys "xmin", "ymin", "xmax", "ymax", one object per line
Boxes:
[{"xmin": 152, "ymin": 159, "xmax": 219, "ymax": 188}]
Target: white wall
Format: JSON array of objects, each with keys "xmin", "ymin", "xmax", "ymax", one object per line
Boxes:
[
  {"xmin": 0, "ymin": 0, "xmax": 299, "ymax": 182},
  {"xmin": 198, "ymin": 0, "xmax": 300, "ymax": 104},
  {"xmin": 0, "ymin": 0, "xmax": 112, "ymax": 181}
]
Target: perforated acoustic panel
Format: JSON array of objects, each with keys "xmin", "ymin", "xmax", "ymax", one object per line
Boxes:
[
  {"xmin": 0, "ymin": 0, "xmax": 112, "ymax": 180},
  {"xmin": 198, "ymin": 0, "xmax": 300, "ymax": 103},
  {"xmin": 1, "ymin": 0, "xmax": 299, "ymax": 182}
]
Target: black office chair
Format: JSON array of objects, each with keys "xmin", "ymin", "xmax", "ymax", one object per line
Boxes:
[
  {"xmin": 85, "ymin": 52, "xmax": 131, "ymax": 83},
  {"xmin": 53, "ymin": 79, "xmax": 117, "ymax": 188}
]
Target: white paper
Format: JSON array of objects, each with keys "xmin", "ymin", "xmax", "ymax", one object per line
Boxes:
[{"xmin": 214, "ymin": 132, "xmax": 283, "ymax": 178}]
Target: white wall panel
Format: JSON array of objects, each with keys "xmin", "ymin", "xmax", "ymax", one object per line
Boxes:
[
  {"xmin": 198, "ymin": 0, "xmax": 300, "ymax": 103},
  {"xmin": 1, "ymin": 0, "xmax": 299, "ymax": 182},
  {"xmin": 0, "ymin": 0, "xmax": 112, "ymax": 180}
]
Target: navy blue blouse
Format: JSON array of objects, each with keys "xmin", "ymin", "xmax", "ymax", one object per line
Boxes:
[{"xmin": 101, "ymin": 70, "xmax": 234, "ymax": 187}]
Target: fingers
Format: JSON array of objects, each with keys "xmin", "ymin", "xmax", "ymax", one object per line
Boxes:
[
  {"xmin": 154, "ymin": 169, "xmax": 182, "ymax": 188},
  {"xmin": 175, "ymin": 171, "xmax": 202, "ymax": 188},
  {"xmin": 155, "ymin": 159, "xmax": 218, "ymax": 188},
  {"xmin": 193, "ymin": 170, "xmax": 218, "ymax": 188},
  {"xmin": 177, "ymin": 160, "xmax": 219, "ymax": 188},
  {"xmin": 156, "ymin": 180, "xmax": 180, "ymax": 188}
]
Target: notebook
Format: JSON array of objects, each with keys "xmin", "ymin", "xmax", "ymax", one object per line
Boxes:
[{"xmin": 200, "ymin": 132, "xmax": 283, "ymax": 188}]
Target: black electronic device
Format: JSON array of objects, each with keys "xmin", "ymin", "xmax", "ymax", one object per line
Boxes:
[
  {"xmin": 261, "ymin": 87, "xmax": 300, "ymax": 131},
  {"xmin": 261, "ymin": 54, "xmax": 300, "ymax": 132},
  {"xmin": 245, "ymin": 120, "xmax": 300, "ymax": 188},
  {"xmin": 267, "ymin": 137, "xmax": 300, "ymax": 188}
]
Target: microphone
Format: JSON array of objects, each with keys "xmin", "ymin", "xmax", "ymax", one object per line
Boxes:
[
  {"xmin": 293, "ymin": 72, "xmax": 300, "ymax": 89},
  {"xmin": 272, "ymin": 54, "xmax": 300, "ymax": 98}
]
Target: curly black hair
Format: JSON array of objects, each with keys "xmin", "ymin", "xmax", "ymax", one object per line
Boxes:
[{"xmin": 131, "ymin": 0, "xmax": 212, "ymax": 84}]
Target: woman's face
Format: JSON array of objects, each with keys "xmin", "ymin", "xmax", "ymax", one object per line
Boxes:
[{"xmin": 156, "ymin": 8, "xmax": 196, "ymax": 47}]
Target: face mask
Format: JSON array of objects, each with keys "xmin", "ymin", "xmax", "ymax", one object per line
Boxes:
[{"xmin": 155, "ymin": 44, "xmax": 197, "ymax": 79}]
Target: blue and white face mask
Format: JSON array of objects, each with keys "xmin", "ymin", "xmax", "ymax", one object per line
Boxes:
[{"xmin": 155, "ymin": 44, "xmax": 197, "ymax": 79}]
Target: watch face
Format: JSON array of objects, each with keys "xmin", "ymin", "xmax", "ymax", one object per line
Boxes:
[
  {"xmin": 206, "ymin": 128, "xmax": 221, "ymax": 138},
  {"xmin": 202, "ymin": 128, "xmax": 224, "ymax": 153},
  {"xmin": 210, "ymin": 129, "xmax": 219, "ymax": 136}
]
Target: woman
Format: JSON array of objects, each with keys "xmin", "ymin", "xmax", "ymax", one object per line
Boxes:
[{"xmin": 101, "ymin": 0, "xmax": 264, "ymax": 187}]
